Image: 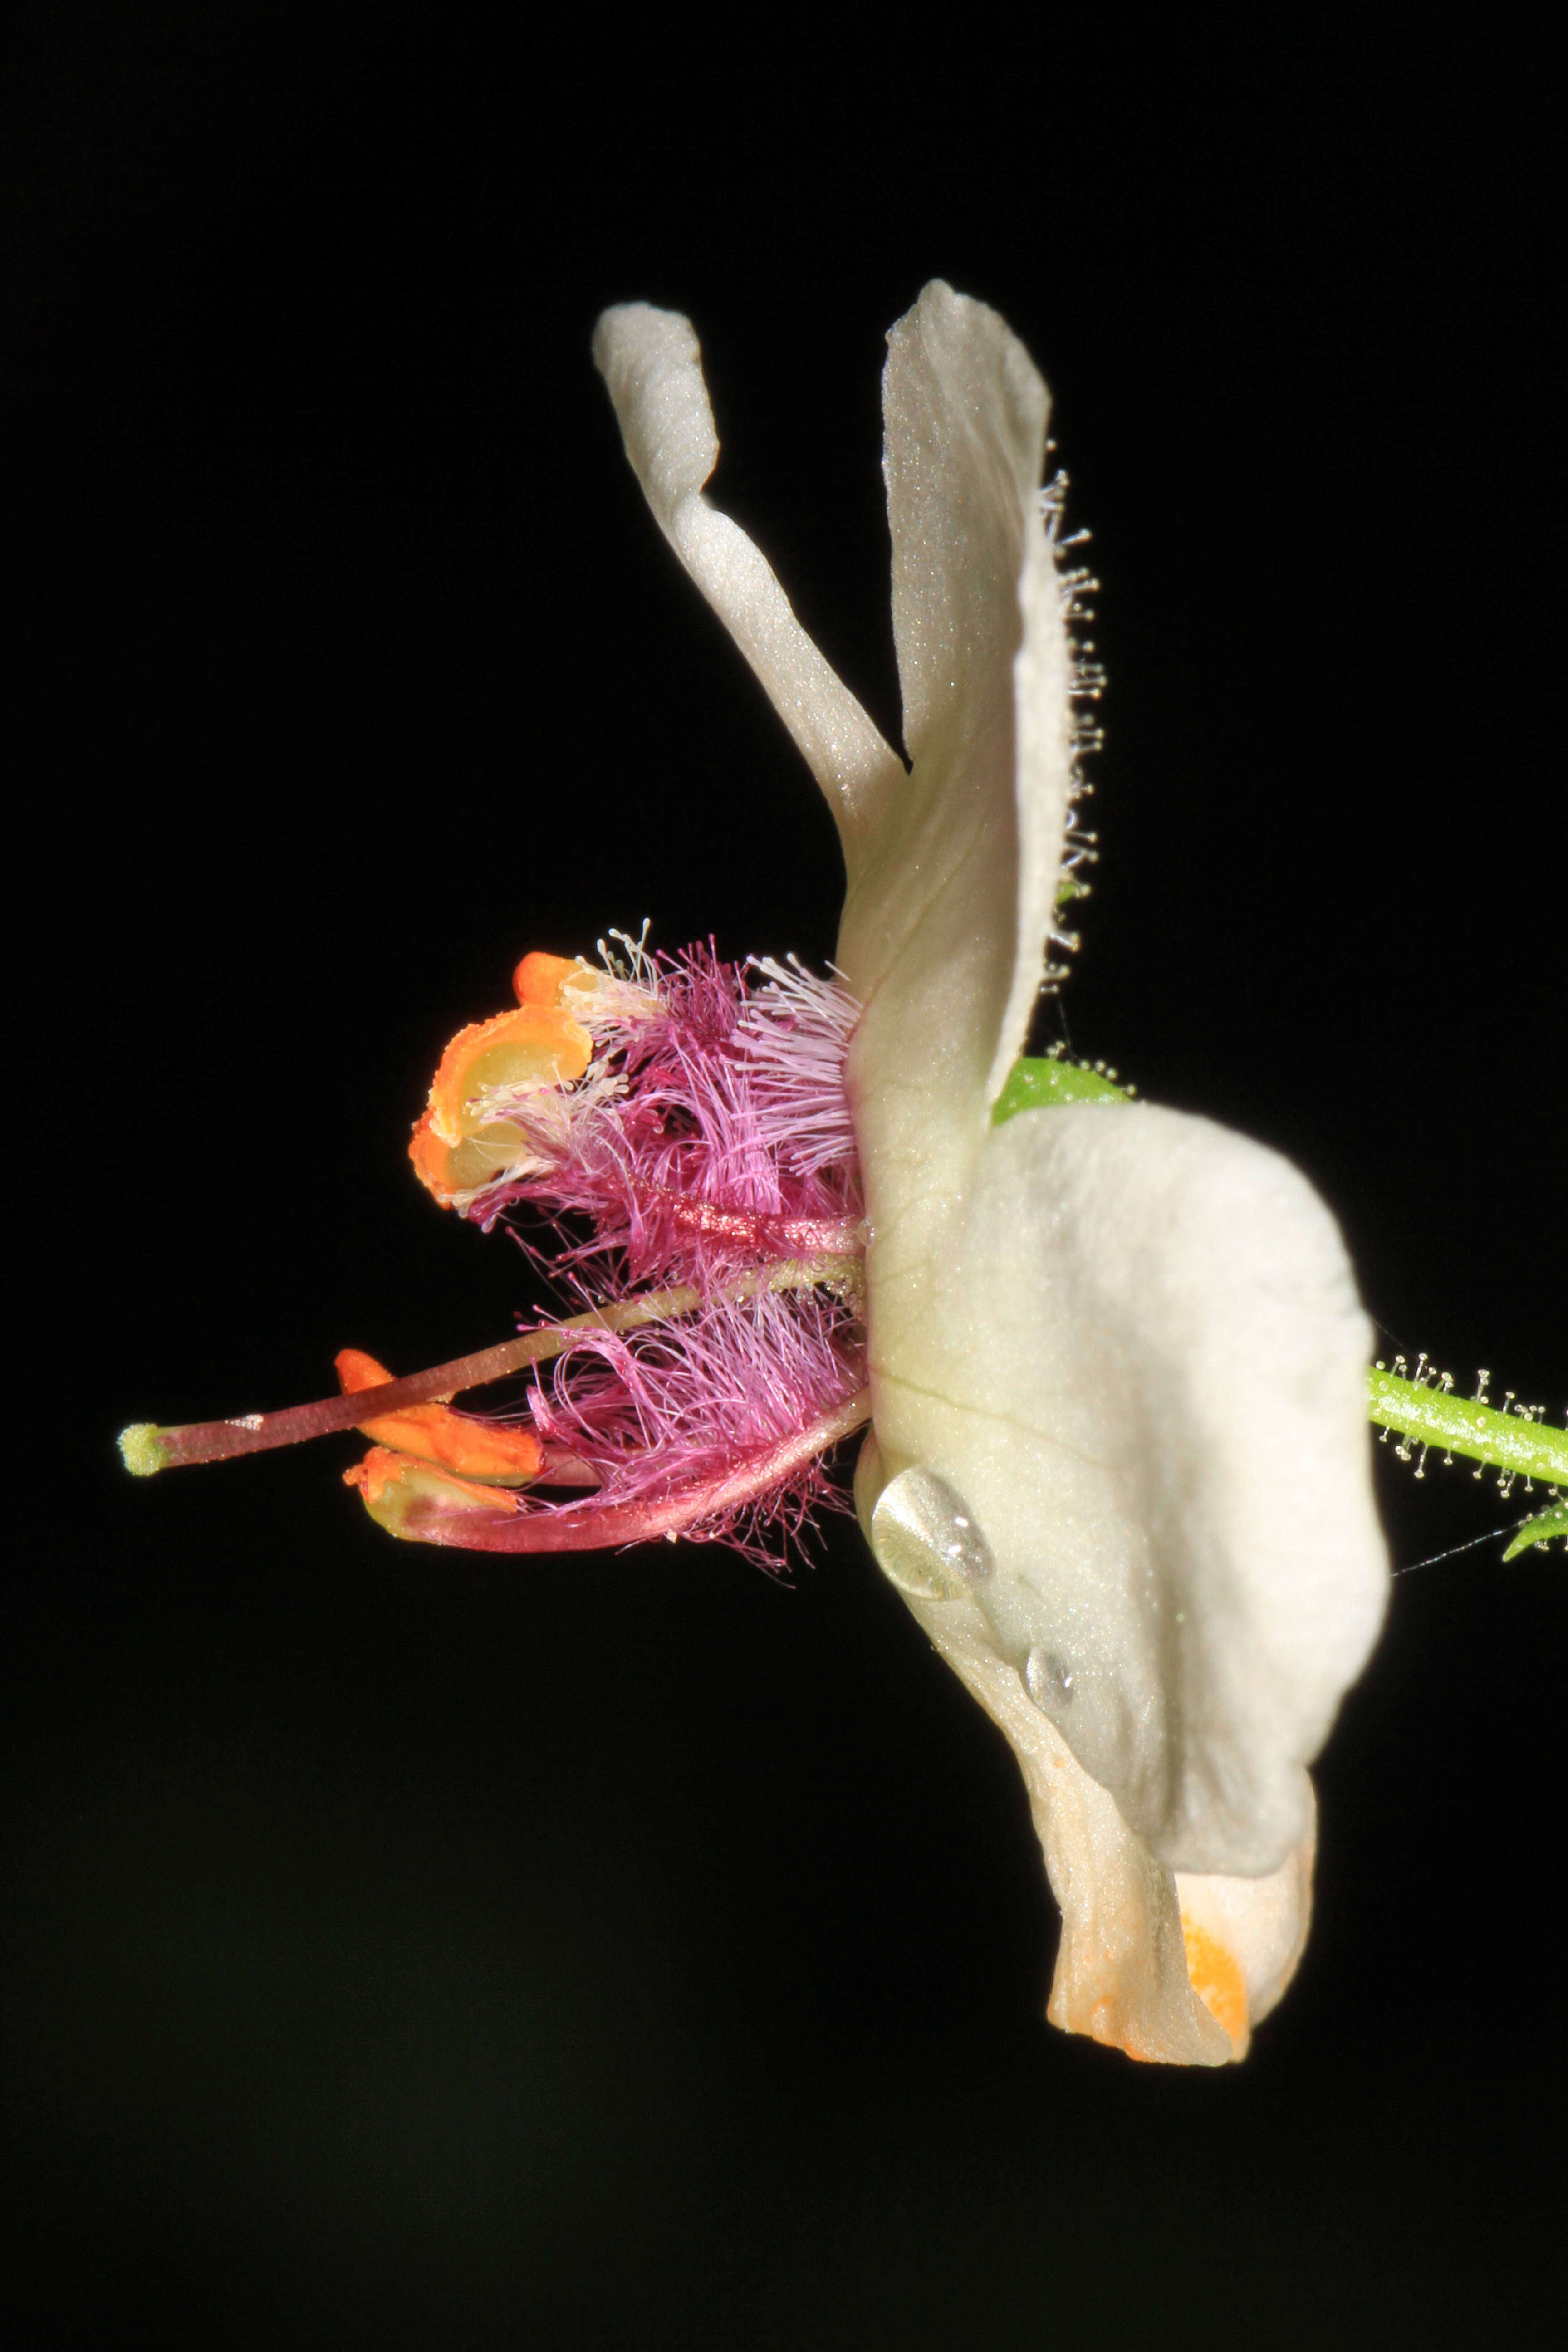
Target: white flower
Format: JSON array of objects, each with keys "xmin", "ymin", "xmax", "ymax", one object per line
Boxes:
[{"xmin": 593, "ymin": 282, "xmax": 1387, "ymax": 2065}]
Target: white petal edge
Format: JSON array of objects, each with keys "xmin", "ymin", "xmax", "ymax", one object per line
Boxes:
[
  {"xmin": 864, "ymin": 1098, "xmax": 1388, "ymax": 1879},
  {"xmin": 857, "ymin": 1428, "xmax": 1230, "ymax": 2066},
  {"xmin": 592, "ymin": 304, "xmax": 904, "ymax": 838},
  {"xmin": 870, "ymin": 281, "xmax": 1075, "ymax": 1106},
  {"xmin": 862, "ymin": 1434, "xmax": 1318, "ymax": 2065},
  {"xmin": 1175, "ymin": 1799, "xmax": 1316, "ymax": 2058}
]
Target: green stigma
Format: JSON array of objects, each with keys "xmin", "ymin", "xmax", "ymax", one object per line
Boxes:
[{"xmin": 118, "ymin": 1423, "xmax": 172, "ymax": 1478}]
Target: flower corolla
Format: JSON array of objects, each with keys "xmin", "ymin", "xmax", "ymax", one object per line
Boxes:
[
  {"xmin": 591, "ymin": 283, "xmax": 1388, "ymax": 2063},
  {"xmin": 121, "ymin": 283, "xmax": 1392, "ymax": 2067}
]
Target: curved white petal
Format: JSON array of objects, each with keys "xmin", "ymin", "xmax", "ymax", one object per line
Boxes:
[
  {"xmin": 861, "ymin": 1440, "xmax": 1319, "ymax": 2067},
  {"xmin": 863, "ymin": 1099, "xmax": 1387, "ymax": 1878},
  {"xmin": 840, "ymin": 284, "xmax": 1074, "ymax": 1134},
  {"xmin": 1175, "ymin": 1800, "xmax": 1316, "ymax": 2058},
  {"xmin": 592, "ymin": 287, "xmax": 1386, "ymax": 2064},
  {"xmin": 857, "ymin": 1431, "xmax": 1228, "ymax": 2065},
  {"xmin": 592, "ymin": 304, "xmax": 904, "ymax": 836}
]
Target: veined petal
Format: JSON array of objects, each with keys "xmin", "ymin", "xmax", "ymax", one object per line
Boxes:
[
  {"xmin": 592, "ymin": 304, "xmax": 904, "ymax": 836},
  {"xmin": 864, "ymin": 1099, "xmax": 1387, "ymax": 1878},
  {"xmin": 842, "ymin": 283, "xmax": 1073, "ymax": 1113}
]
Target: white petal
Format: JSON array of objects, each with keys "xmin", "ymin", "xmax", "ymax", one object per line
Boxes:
[
  {"xmin": 839, "ymin": 283, "xmax": 1073, "ymax": 1123},
  {"xmin": 863, "ymin": 1099, "xmax": 1387, "ymax": 1879},
  {"xmin": 592, "ymin": 304, "xmax": 903, "ymax": 835},
  {"xmin": 858, "ymin": 1432, "xmax": 1229, "ymax": 2066},
  {"xmin": 1175, "ymin": 1801, "xmax": 1316, "ymax": 2058}
]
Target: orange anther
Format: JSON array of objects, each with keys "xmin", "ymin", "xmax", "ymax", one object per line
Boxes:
[
  {"xmin": 343, "ymin": 1446, "xmax": 519, "ymax": 1537},
  {"xmin": 410, "ymin": 998, "xmax": 593, "ymax": 1207},
  {"xmin": 514, "ymin": 951, "xmax": 585, "ymax": 1007},
  {"xmin": 335, "ymin": 1348, "xmax": 544, "ymax": 1484},
  {"xmin": 335, "ymin": 1348, "xmax": 402, "ymax": 1395},
  {"xmin": 408, "ymin": 1110, "xmax": 459, "ymax": 1205},
  {"xmin": 423, "ymin": 1004, "xmax": 592, "ymax": 1148}
]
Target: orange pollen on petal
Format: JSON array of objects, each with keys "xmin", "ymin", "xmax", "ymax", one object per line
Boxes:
[
  {"xmin": 1181, "ymin": 1915, "xmax": 1250, "ymax": 2054},
  {"xmin": 335, "ymin": 1349, "xmax": 543, "ymax": 1484}
]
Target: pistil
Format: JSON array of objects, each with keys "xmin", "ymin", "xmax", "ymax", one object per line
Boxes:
[{"xmin": 118, "ymin": 1258, "xmax": 864, "ymax": 1478}]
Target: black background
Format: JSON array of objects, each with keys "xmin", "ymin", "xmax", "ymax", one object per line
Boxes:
[{"xmin": 5, "ymin": 9, "xmax": 1565, "ymax": 2346}]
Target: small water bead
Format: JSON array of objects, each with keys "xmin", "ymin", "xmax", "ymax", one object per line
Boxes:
[
  {"xmin": 1025, "ymin": 1647, "xmax": 1075, "ymax": 1711},
  {"xmin": 870, "ymin": 1468, "xmax": 995, "ymax": 1601}
]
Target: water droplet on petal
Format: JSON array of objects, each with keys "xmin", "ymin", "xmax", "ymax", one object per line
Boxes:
[
  {"xmin": 870, "ymin": 1468, "xmax": 994, "ymax": 1602},
  {"xmin": 1025, "ymin": 1646, "xmax": 1075, "ymax": 1711}
]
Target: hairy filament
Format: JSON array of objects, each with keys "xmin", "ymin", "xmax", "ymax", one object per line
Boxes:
[
  {"xmin": 377, "ymin": 1388, "xmax": 873, "ymax": 1553},
  {"xmin": 656, "ymin": 1193, "xmax": 864, "ymax": 1255}
]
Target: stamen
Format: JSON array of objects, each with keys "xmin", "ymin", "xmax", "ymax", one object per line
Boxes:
[
  {"xmin": 657, "ymin": 1193, "xmax": 865, "ymax": 1257},
  {"xmin": 366, "ymin": 1388, "xmax": 873, "ymax": 1552},
  {"xmin": 121, "ymin": 939, "xmax": 871, "ymax": 1563}
]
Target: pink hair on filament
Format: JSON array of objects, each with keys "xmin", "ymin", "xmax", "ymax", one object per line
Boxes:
[
  {"xmin": 395, "ymin": 1289, "xmax": 867, "ymax": 1569},
  {"xmin": 526, "ymin": 1286, "xmax": 865, "ymax": 1567},
  {"xmin": 464, "ymin": 947, "xmax": 864, "ymax": 1295},
  {"xmin": 395, "ymin": 945, "xmax": 872, "ymax": 1565}
]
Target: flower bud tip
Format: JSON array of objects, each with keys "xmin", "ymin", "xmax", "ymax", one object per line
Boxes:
[{"xmin": 118, "ymin": 1423, "xmax": 170, "ymax": 1477}]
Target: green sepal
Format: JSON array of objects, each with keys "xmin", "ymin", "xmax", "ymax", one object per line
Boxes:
[{"xmin": 993, "ymin": 1054, "xmax": 1131, "ymax": 1122}]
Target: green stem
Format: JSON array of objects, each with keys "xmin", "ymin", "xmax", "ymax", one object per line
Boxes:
[{"xmin": 1366, "ymin": 1368, "xmax": 1567, "ymax": 1488}]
